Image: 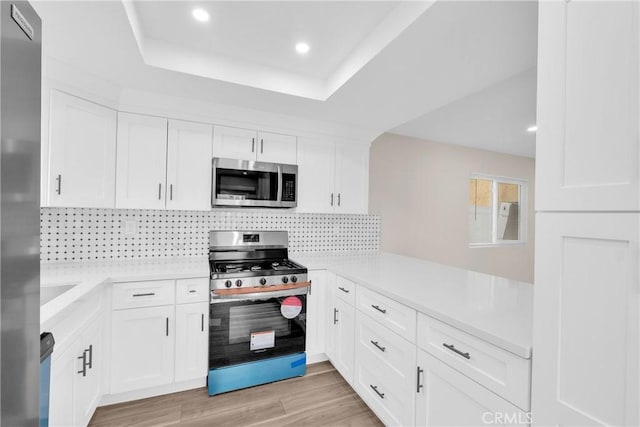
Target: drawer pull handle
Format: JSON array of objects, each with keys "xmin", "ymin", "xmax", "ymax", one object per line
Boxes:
[
  {"xmin": 333, "ymin": 308, "xmax": 339, "ymax": 324},
  {"xmin": 132, "ymin": 292, "xmax": 155, "ymax": 297},
  {"xmin": 416, "ymin": 366, "xmax": 424, "ymax": 393},
  {"xmin": 443, "ymin": 343, "xmax": 471, "ymax": 359},
  {"xmin": 370, "ymin": 384, "xmax": 385, "ymax": 399},
  {"xmin": 370, "ymin": 340, "xmax": 386, "ymax": 352},
  {"xmin": 371, "ymin": 304, "xmax": 387, "ymax": 314},
  {"xmin": 338, "ymin": 286, "xmax": 350, "ymax": 294},
  {"xmin": 189, "ymin": 290, "xmax": 197, "ymax": 293}
]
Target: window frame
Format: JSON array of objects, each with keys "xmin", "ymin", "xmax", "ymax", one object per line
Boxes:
[{"xmin": 468, "ymin": 173, "xmax": 528, "ymax": 248}]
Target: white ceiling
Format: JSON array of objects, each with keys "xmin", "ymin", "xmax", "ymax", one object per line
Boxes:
[
  {"xmin": 126, "ymin": 1, "xmax": 428, "ymax": 100},
  {"xmin": 32, "ymin": 1, "xmax": 538, "ymax": 156},
  {"xmin": 391, "ymin": 68, "xmax": 537, "ymax": 157}
]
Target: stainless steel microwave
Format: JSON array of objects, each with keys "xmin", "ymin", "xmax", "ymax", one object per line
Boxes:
[{"xmin": 211, "ymin": 157, "xmax": 297, "ymax": 208}]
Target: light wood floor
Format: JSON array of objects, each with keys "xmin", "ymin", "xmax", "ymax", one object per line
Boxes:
[{"xmin": 89, "ymin": 362, "xmax": 384, "ymax": 427}]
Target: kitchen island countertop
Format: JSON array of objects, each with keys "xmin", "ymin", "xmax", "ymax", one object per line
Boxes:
[{"xmin": 292, "ymin": 251, "xmax": 533, "ymax": 359}]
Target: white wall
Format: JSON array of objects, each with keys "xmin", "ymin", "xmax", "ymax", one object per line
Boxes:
[{"xmin": 369, "ymin": 133, "xmax": 535, "ymax": 282}]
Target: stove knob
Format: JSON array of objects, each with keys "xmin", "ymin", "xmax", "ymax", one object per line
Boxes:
[
  {"xmin": 282, "ymin": 276, "xmax": 289, "ymax": 284},
  {"xmin": 291, "ymin": 276, "xmax": 298, "ymax": 283},
  {"xmin": 259, "ymin": 278, "xmax": 267, "ymax": 286},
  {"xmin": 225, "ymin": 280, "xmax": 232, "ymax": 288},
  {"xmin": 235, "ymin": 280, "xmax": 243, "ymax": 287}
]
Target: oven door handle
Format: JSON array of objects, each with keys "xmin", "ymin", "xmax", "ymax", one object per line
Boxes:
[{"xmin": 210, "ymin": 286, "xmax": 309, "ymax": 303}]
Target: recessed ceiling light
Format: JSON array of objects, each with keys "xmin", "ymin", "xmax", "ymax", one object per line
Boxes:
[
  {"xmin": 192, "ymin": 8, "xmax": 210, "ymax": 22},
  {"xmin": 527, "ymin": 125, "xmax": 537, "ymax": 132},
  {"xmin": 295, "ymin": 42, "xmax": 310, "ymax": 54}
]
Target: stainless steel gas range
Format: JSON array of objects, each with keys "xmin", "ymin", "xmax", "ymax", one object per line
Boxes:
[{"xmin": 207, "ymin": 230, "xmax": 309, "ymax": 396}]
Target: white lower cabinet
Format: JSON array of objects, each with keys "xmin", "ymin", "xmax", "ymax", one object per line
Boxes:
[
  {"xmin": 109, "ymin": 278, "xmax": 210, "ymax": 396},
  {"xmin": 306, "ymin": 270, "xmax": 327, "ymax": 361},
  {"xmin": 110, "ymin": 305, "xmax": 175, "ymax": 393},
  {"xmin": 325, "ymin": 279, "xmax": 532, "ymax": 427},
  {"xmin": 49, "ymin": 313, "xmax": 102, "ymax": 427},
  {"xmin": 416, "ymin": 350, "xmax": 528, "ymax": 427},
  {"xmin": 326, "ymin": 275, "xmax": 356, "ymax": 384},
  {"xmin": 174, "ymin": 302, "xmax": 209, "ymax": 382},
  {"xmin": 354, "ymin": 310, "xmax": 416, "ymax": 426}
]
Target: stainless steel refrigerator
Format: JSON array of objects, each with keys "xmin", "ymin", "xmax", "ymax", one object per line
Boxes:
[{"xmin": 0, "ymin": 1, "xmax": 41, "ymax": 425}]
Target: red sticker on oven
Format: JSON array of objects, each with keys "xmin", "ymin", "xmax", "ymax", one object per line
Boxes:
[{"xmin": 281, "ymin": 296, "xmax": 302, "ymax": 319}]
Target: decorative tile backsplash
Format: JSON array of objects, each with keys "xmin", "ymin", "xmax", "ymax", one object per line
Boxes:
[{"xmin": 40, "ymin": 208, "xmax": 381, "ymax": 262}]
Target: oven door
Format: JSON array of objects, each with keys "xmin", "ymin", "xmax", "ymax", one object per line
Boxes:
[{"xmin": 209, "ymin": 291, "xmax": 306, "ymax": 369}]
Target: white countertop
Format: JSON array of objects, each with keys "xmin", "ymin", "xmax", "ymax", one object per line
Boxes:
[
  {"xmin": 40, "ymin": 257, "xmax": 209, "ymax": 325},
  {"xmin": 292, "ymin": 252, "xmax": 533, "ymax": 359},
  {"xmin": 41, "ymin": 251, "xmax": 533, "ymax": 358}
]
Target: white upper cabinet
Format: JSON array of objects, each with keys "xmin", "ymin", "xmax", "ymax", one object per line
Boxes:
[
  {"xmin": 166, "ymin": 120, "xmax": 213, "ymax": 211},
  {"xmin": 297, "ymin": 137, "xmax": 336, "ymax": 213},
  {"xmin": 212, "ymin": 125, "xmax": 257, "ymax": 161},
  {"xmin": 213, "ymin": 125, "xmax": 297, "ymax": 164},
  {"xmin": 47, "ymin": 90, "xmax": 117, "ymax": 208},
  {"xmin": 116, "ymin": 113, "xmax": 168, "ymax": 209},
  {"xmin": 535, "ymin": 0, "xmax": 639, "ymax": 211},
  {"xmin": 297, "ymin": 138, "xmax": 369, "ymax": 214},
  {"xmin": 256, "ymin": 131, "xmax": 297, "ymax": 164}
]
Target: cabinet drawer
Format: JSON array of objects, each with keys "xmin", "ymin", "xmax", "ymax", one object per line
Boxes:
[
  {"xmin": 354, "ymin": 347, "xmax": 416, "ymax": 427},
  {"xmin": 356, "ymin": 310, "xmax": 415, "ymax": 382},
  {"xmin": 335, "ymin": 276, "xmax": 356, "ymax": 305},
  {"xmin": 176, "ymin": 278, "xmax": 209, "ymax": 304},
  {"xmin": 112, "ymin": 280, "xmax": 175, "ymax": 310},
  {"xmin": 356, "ymin": 286, "xmax": 416, "ymax": 343},
  {"xmin": 417, "ymin": 314, "xmax": 531, "ymax": 411}
]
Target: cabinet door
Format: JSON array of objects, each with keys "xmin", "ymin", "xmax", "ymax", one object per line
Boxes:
[
  {"xmin": 335, "ymin": 143, "xmax": 369, "ymax": 214},
  {"xmin": 332, "ymin": 297, "xmax": 356, "ymax": 384},
  {"xmin": 166, "ymin": 120, "xmax": 213, "ymax": 211},
  {"xmin": 212, "ymin": 125, "xmax": 257, "ymax": 161},
  {"xmin": 296, "ymin": 138, "xmax": 335, "ymax": 213},
  {"xmin": 47, "ymin": 90, "xmax": 117, "ymax": 208},
  {"xmin": 175, "ymin": 302, "xmax": 209, "ymax": 382},
  {"xmin": 110, "ymin": 305, "xmax": 175, "ymax": 393},
  {"xmin": 256, "ymin": 131, "xmax": 297, "ymax": 164},
  {"xmin": 324, "ymin": 272, "xmax": 338, "ymax": 362},
  {"xmin": 305, "ymin": 270, "xmax": 327, "ymax": 360},
  {"xmin": 535, "ymin": 1, "xmax": 639, "ymax": 211},
  {"xmin": 532, "ymin": 213, "xmax": 639, "ymax": 426},
  {"xmin": 115, "ymin": 112, "xmax": 168, "ymax": 209},
  {"xmin": 416, "ymin": 349, "xmax": 528, "ymax": 427},
  {"xmin": 74, "ymin": 317, "xmax": 102, "ymax": 427},
  {"xmin": 49, "ymin": 338, "xmax": 81, "ymax": 427}
]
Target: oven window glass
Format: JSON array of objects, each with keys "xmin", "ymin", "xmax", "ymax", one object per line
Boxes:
[
  {"xmin": 216, "ymin": 168, "xmax": 278, "ymax": 201},
  {"xmin": 228, "ymin": 304, "xmax": 291, "ymax": 344},
  {"xmin": 209, "ymin": 296, "xmax": 306, "ymax": 369}
]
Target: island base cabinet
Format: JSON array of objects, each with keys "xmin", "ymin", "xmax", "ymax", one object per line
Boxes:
[
  {"xmin": 416, "ymin": 350, "xmax": 529, "ymax": 427},
  {"xmin": 110, "ymin": 305, "xmax": 175, "ymax": 394}
]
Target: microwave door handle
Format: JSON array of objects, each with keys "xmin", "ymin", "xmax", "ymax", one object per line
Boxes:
[{"xmin": 276, "ymin": 165, "xmax": 283, "ymax": 202}]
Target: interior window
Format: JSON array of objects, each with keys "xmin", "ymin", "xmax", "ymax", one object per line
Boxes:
[{"xmin": 469, "ymin": 175, "xmax": 527, "ymax": 246}]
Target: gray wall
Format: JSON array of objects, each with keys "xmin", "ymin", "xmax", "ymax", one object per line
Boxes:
[{"xmin": 369, "ymin": 133, "xmax": 535, "ymax": 282}]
